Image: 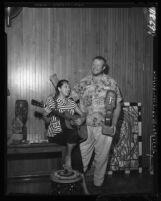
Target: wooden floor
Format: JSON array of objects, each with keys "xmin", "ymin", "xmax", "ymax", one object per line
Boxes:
[{"xmin": 6, "ymin": 170, "xmax": 157, "ymax": 198}]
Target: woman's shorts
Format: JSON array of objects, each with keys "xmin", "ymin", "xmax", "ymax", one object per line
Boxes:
[{"xmin": 48, "ymin": 128, "xmax": 78, "ymax": 146}]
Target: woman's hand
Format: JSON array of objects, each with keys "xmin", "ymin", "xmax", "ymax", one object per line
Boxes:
[{"xmin": 73, "ymin": 117, "xmax": 84, "ymax": 126}]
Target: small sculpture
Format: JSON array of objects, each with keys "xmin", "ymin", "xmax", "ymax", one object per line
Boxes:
[
  {"xmin": 102, "ymin": 90, "xmax": 117, "ymax": 137},
  {"xmin": 14, "ymin": 100, "xmax": 28, "ymax": 141}
]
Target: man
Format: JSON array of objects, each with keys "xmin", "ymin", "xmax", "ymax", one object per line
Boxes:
[{"xmin": 72, "ymin": 56, "xmax": 123, "ymax": 192}]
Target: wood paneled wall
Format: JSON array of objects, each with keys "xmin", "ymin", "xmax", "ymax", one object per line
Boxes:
[{"xmin": 6, "ymin": 7, "xmax": 153, "ymax": 168}]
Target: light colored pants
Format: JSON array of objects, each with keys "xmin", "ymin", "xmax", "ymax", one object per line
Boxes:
[{"xmin": 80, "ymin": 126, "xmax": 113, "ymax": 186}]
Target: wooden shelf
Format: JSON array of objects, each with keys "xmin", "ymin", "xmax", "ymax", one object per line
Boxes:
[
  {"xmin": 7, "ymin": 143, "xmax": 66, "ymax": 178},
  {"xmin": 8, "ymin": 143, "xmax": 66, "ymax": 156}
]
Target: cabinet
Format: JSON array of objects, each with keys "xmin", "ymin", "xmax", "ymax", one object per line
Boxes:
[{"xmin": 7, "ymin": 143, "xmax": 66, "ymax": 178}]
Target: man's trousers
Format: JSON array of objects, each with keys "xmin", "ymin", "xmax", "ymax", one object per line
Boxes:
[{"xmin": 80, "ymin": 126, "xmax": 113, "ymax": 186}]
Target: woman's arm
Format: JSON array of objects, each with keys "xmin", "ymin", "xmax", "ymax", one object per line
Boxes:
[
  {"xmin": 75, "ymin": 104, "xmax": 83, "ymax": 116},
  {"xmin": 74, "ymin": 105, "xmax": 86, "ymax": 125}
]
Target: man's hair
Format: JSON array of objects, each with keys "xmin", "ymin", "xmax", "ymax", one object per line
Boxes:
[
  {"xmin": 103, "ymin": 63, "xmax": 110, "ymax": 75},
  {"xmin": 92, "ymin": 56, "xmax": 107, "ymax": 64}
]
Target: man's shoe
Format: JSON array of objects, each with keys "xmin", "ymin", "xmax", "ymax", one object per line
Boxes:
[{"xmin": 91, "ymin": 184, "xmax": 102, "ymax": 195}]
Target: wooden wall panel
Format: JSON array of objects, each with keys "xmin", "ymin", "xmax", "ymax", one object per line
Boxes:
[{"xmin": 6, "ymin": 7, "xmax": 153, "ymax": 168}]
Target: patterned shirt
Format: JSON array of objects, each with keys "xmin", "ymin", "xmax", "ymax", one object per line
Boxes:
[
  {"xmin": 44, "ymin": 96, "xmax": 77, "ymax": 137},
  {"xmin": 73, "ymin": 74, "xmax": 122, "ymax": 126}
]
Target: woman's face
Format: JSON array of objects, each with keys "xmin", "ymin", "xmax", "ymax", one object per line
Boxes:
[{"xmin": 58, "ymin": 82, "xmax": 71, "ymax": 97}]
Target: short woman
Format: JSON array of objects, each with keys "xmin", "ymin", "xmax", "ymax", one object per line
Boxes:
[{"xmin": 44, "ymin": 79, "xmax": 84, "ymax": 169}]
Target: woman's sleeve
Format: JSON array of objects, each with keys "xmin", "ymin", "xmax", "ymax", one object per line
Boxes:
[{"xmin": 44, "ymin": 96, "xmax": 56, "ymax": 114}]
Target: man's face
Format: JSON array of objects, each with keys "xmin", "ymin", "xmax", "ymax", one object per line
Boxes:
[{"xmin": 91, "ymin": 59, "xmax": 105, "ymax": 76}]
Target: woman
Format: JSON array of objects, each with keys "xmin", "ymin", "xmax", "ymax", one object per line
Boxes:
[{"xmin": 44, "ymin": 79, "xmax": 89, "ymax": 194}]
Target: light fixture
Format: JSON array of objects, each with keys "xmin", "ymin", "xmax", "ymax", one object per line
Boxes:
[{"xmin": 5, "ymin": 7, "xmax": 23, "ymax": 27}]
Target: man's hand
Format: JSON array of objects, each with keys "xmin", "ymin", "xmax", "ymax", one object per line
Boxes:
[{"xmin": 102, "ymin": 125, "xmax": 116, "ymax": 137}]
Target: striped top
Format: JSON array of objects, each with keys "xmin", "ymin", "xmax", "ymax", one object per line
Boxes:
[{"xmin": 44, "ymin": 95, "xmax": 77, "ymax": 137}]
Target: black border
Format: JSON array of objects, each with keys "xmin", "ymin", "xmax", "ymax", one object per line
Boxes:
[{"xmin": 1, "ymin": 1, "xmax": 160, "ymax": 201}]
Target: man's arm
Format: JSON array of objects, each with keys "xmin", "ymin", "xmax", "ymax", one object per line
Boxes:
[
  {"xmin": 112, "ymin": 101, "xmax": 121, "ymax": 127},
  {"xmin": 112, "ymin": 81, "xmax": 123, "ymax": 128}
]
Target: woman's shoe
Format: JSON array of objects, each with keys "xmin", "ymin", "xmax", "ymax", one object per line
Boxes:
[{"xmin": 63, "ymin": 164, "xmax": 72, "ymax": 171}]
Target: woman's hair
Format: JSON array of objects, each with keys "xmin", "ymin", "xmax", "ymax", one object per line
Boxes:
[{"xmin": 55, "ymin": 79, "xmax": 69, "ymax": 96}]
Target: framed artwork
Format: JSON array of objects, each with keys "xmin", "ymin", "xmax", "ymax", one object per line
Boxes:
[{"xmin": 107, "ymin": 102, "xmax": 142, "ymax": 174}]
